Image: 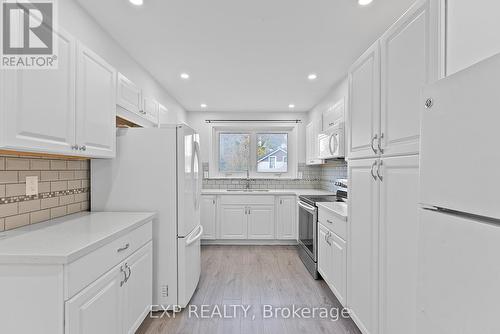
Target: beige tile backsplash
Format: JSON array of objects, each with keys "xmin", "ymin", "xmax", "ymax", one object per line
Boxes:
[{"xmin": 0, "ymin": 155, "xmax": 90, "ymax": 232}]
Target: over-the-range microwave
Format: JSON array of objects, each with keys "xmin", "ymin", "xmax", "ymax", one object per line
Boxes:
[{"xmin": 318, "ymin": 125, "xmax": 345, "ymax": 159}]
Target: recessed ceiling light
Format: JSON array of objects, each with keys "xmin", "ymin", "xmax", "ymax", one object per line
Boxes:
[
  {"xmin": 288, "ymin": 104, "xmax": 295, "ymax": 109},
  {"xmin": 129, "ymin": 0, "xmax": 143, "ymax": 6},
  {"xmin": 200, "ymin": 103, "xmax": 208, "ymax": 108},
  {"xmin": 358, "ymin": 0, "xmax": 373, "ymax": 6},
  {"xmin": 180, "ymin": 73, "xmax": 190, "ymax": 80},
  {"xmin": 307, "ymin": 73, "xmax": 318, "ymax": 81}
]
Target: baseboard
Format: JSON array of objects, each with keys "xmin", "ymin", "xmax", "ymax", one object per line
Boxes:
[{"xmin": 201, "ymin": 239, "xmax": 298, "ymax": 246}]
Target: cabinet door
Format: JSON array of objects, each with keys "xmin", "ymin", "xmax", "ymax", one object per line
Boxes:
[
  {"xmin": 378, "ymin": 156, "xmax": 419, "ymax": 334},
  {"xmin": 76, "ymin": 43, "xmax": 116, "ymax": 158},
  {"xmin": 380, "ymin": 0, "xmax": 431, "ymax": 157},
  {"xmin": 329, "ymin": 232, "xmax": 347, "ymax": 307},
  {"xmin": 276, "ymin": 196, "xmax": 296, "ymax": 239},
  {"xmin": 322, "ymin": 98, "xmax": 345, "ymax": 131},
  {"xmin": 348, "ymin": 158, "xmax": 379, "ymax": 334},
  {"xmin": 142, "ymin": 96, "xmax": 159, "ymax": 125},
  {"xmin": 66, "ymin": 265, "xmax": 124, "ymax": 334},
  {"xmin": 123, "ymin": 242, "xmax": 153, "ymax": 334},
  {"xmin": 348, "ymin": 41, "xmax": 380, "ymax": 160},
  {"xmin": 306, "ymin": 118, "xmax": 324, "ymax": 165},
  {"xmin": 117, "ymin": 73, "xmax": 142, "ymax": 115},
  {"xmin": 317, "ymin": 223, "xmax": 330, "ymax": 283},
  {"xmin": 201, "ymin": 196, "xmax": 217, "ymax": 240},
  {"xmin": 247, "ymin": 205, "xmax": 275, "ymax": 239},
  {"xmin": 219, "ymin": 205, "xmax": 247, "ymax": 239},
  {"xmin": 1, "ymin": 28, "xmax": 76, "ymax": 155},
  {"xmin": 158, "ymin": 103, "xmax": 175, "ymax": 125}
]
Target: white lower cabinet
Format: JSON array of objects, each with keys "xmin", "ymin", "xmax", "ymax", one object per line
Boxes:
[
  {"xmin": 347, "ymin": 158, "xmax": 380, "ymax": 334},
  {"xmin": 347, "ymin": 155, "xmax": 419, "ymax": 334},
  {"xmin": 66, "ymin": 242, "xmax": 152, "ymax": 334},
  {"xmin": 219, "ymin": 205, "xmax": 248, "ymax": 239},
  {"xmin": 201, "ymin": 196, "xmax": 217, "ymax": 240},
  {"xmin": 205, "ymin": 195, "xmax": 295, "ymax": 241},
  {"xmin": 247, "ymin": 205, "xmax": 275, "ymax": 239},
  {"xmin": 318, "ymin": 223, "xmax": 347, "ymax": 307},
  {"xmin": 66, "ymin": 263, "xmax": 124, "ymax": 334},
  {"xmin": 276, "ymin": 196, "xmax": 296, "ymax": 239}
]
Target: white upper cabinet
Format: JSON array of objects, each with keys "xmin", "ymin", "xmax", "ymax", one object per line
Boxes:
[
  {"xmin": 142, "ymin": 95, "xmax": 159, "ymax": 125},
  {"xmin": 0, "ymin": 28, "xmax": 116, "ymax": 158},
  {"xmin": 117, "ymin": 73, "xmax": 142, "ymax": 115},
  {"xmin": 348, "ymin": 41, "xmax": 381, "ymax": 160},
  {"xmin": 380, "ymin": 0, "xmax": 431, "ymax": 157},
  {"xmin": 76, "ymin": 43, "xmax": 117, "ymax": 158},
  {"xmin": 1, "ymin": 28, "xmax": 76, "ymax": 155},
  {"xmin": 322, "ymin": 98, "xmax": 345, "ymax": 132},
  {"xmin": 306, "ymin": 117, "xmax": 324, "ymax": 165}
]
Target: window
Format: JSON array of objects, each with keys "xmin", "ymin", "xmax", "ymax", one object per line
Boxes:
[
  {"xmin": 256, "ymin": 133, "xmax": 288, "ymax": 173},
  {"xmin": 210, "ymin": 124, "xmax": 297, "ymax": 179},
  {"xmin": 219, "ymin": 133, "xmax": 250, "ymax": 172}
]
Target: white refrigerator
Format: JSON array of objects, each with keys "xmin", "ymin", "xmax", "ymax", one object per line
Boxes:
[
  {"xmin": 418, "ymin": 54, "xmax": 500, "ymax": 333},
  {"xmin": 91, "ymin": 125, "xmax": 203, "ymax": 309}
]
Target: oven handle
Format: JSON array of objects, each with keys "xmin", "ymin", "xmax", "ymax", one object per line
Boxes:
[{"xmin": 298, "ymin": 201, "xmax": 317, "ymax": 214}]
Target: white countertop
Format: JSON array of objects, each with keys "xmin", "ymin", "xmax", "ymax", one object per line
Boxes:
[
  {"xmin": 317, "ymin": 201, "xmax": 348, "ymax": 221},
  {"xmin": 0, "ymin": 212, "xmax": 156, "ymax": 265},
  {"xmin": 202, "ymin": 188, "xmax": 335, "ymax": 196}
]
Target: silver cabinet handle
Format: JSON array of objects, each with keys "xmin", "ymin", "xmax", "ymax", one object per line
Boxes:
[
  {"xmin": 377, "ymin": 160, "xmax": 383, "ymax": 181},
  {"xmin": 378, "ymin": 133, "xmax": 384, "ymax": 154},
  {"xmin": 425, "ymin": 98, "xmax": 433, "ymax": 109},
  {"xmin": 371, "ymin": 134, "xmax": 378, "ymax": 154},
  {"xmin": 125, "ymin": 263, "xmax": 131, "ymax": 283},
  {"xmin": 327, "ymin": 219, "xmax": 333, "ymax": 225},
  {"xmin": 370, "ymin": 161, "xmax": 378, "ymax": 181},
  {"xmin": 326, "ymin": 231, "xmax": 332, "ymax": 246},
  {"xmin": 120, "ymin": 265, "xmax": 126, "ymax": 287},
  {"xmin": 117, "ymin": 243, "xmax": 130, "ymax": 252}
]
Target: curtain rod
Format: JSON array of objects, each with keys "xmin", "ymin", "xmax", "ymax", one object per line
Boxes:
[{"xmin": 205, "ymin": 119, "xmax": 302, "ymax": 124}]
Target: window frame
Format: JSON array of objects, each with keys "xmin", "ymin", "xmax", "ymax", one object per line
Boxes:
[{"xmin": 209, "ymin": 123, "xmax": 298, "ymax": 179}]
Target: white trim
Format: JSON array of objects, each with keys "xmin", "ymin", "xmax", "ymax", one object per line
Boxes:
[{"xmin": 201, "ymin": 239, "xmax": 298, "ymax": 246}]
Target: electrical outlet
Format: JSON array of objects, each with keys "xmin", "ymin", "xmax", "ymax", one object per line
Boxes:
[
  {"xmin": 298, "ymin": 172, "xmax": 303, "ymax": 179},
  {"xmin": 203, "ymin": 171, "xmax": 209, "ymax": 179},
  {"xmin": 26, "ymin": 176, "xmax": 38, "ymax": 196}
]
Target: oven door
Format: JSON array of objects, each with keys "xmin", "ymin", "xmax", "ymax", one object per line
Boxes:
[{"xmin": 297, "ymin": 201, "xmax": 318, "ymax": 261}]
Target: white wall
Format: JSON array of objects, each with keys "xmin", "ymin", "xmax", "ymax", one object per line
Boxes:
[
  {"xmin": 446, "ymin": 0, "xmax": 500, "ymax": 75},
  {"xmin": 187, "ymin": 111, "xmax": 308, "ymax": 163},
  {"xmin": 59, "ymin": 0, "xmax": 187, "ymax": 123},
  {"xmin": 308, "ymin": 77, "xmax": 348, "ymax": 123}
]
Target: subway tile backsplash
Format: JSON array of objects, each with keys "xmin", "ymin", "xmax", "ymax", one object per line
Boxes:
[
  {"xmin": 202, "ymin": 161, "xmax": 348, "ymax": 192},
  {"xmin": 0, "ymin": 155, "xmax": 90, "ymax": 232}
]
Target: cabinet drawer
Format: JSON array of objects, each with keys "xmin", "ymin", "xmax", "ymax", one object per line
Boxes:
[
  {"xmin": 219, "ymin": 195, "xmax": 274, "ymax": 205},
  {"xmin": 318, "ymin": 207, "xmax": 347, "ymax": 240},
  {"xmin": 64, "ymin": 221, "xmax": 152, "ymax": 299}
]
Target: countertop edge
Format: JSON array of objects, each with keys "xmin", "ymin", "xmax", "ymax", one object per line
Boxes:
[
  {"xmin": 317, "ymin": 202, "xmax": 348, "ymax": 221},
  {"xmin": 0, "ymin": 212, "xmax": 157, "ymax": 265}
]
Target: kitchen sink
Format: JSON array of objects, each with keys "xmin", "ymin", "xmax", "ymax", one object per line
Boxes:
[{"xmin": 225, "ymin": 189, "xmax": 270, "ymax": 192}]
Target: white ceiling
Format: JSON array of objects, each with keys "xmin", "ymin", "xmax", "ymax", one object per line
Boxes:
[{"xmin": 77, "ymin": 0, "xmax": 415, "ymax": 112}]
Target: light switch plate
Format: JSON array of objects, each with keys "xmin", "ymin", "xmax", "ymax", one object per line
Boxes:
[{"xmin": 26, "ymin": 176, "xmax": 39, "ymax": 196}]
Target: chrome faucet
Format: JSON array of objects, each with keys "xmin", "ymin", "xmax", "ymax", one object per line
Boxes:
[{"xmin": 245, "ymin": 169, "xmax": 250, "ymax": 190}]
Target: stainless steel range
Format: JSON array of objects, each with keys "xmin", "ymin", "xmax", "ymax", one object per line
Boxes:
[{"xmin": 297, "ymin": 181, "xmax": 348, "ymax": 279}]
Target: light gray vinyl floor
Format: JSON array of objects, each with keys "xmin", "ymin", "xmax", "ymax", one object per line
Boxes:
[{"xmin": 137, "ymin": 245, "xmax": 361, "ymax": 334}]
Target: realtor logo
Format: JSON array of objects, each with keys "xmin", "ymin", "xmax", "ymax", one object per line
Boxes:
[{"xmin": 1, "ymin": 0, "xmax": 58, "ymax": 69}]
